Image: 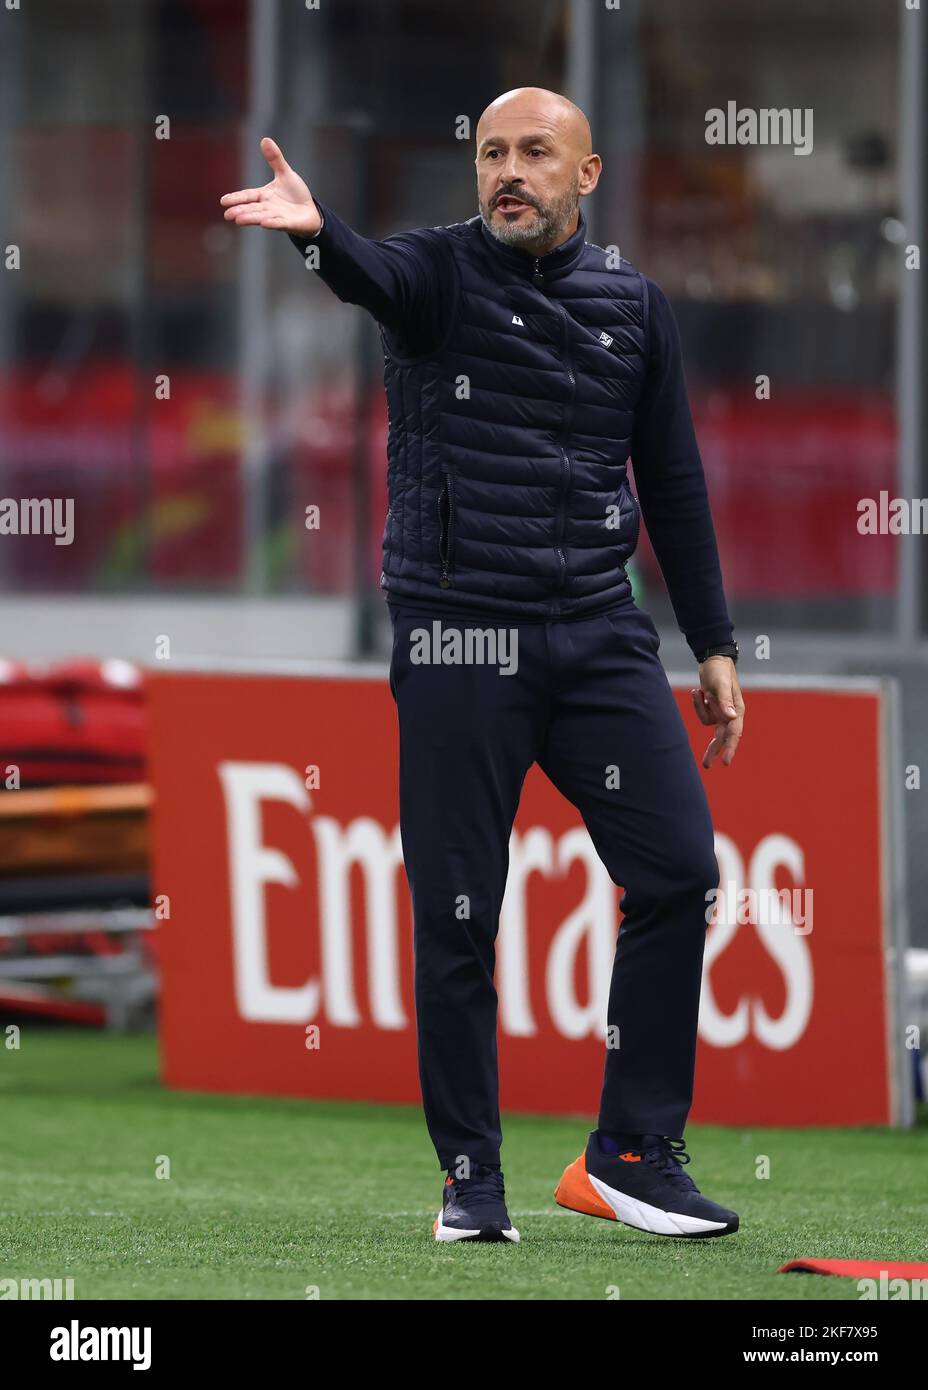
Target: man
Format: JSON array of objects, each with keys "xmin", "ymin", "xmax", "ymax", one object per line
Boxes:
[{"xmin": 221, "ymin": 87, "xmax": 745, "ymax": 1245}]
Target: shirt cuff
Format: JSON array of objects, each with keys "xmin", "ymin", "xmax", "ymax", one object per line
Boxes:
[
  {"xmin": 685, "ymin": 622, "xmax": 736, "ymax": 660},
  {"xmin": 287, "ymin": 196, "xmax": 328, "ymax": 255}
]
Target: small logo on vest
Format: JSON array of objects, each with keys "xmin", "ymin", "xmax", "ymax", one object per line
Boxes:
[
  {"xmin": 511, "ymin": 314, "xmax": 524, "ymax": 326},
  {"xmin": 598, "ymin": 331, "xmax": 614, "ymax": 348}
]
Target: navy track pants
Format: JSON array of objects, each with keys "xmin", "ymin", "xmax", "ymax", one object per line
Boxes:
[{"xmin": 388, "ymin": 599, "xmax": 720, "ymax": 1171}]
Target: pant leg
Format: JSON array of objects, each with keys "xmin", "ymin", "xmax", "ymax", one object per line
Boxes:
[
  {"xmin": 537, "ymin": 604, "xmax": 719, "ymax": 1140},
  {"xmin": 389, "ymin": 607, "xmax": 544, "ymax": 1169}
]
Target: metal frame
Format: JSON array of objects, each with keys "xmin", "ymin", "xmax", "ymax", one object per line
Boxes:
[
  {"xmin": 896, "ymin": 0, "xmax": 926, "ymax": 645},
  {"xmin": 881, "ymin": 677, "xmax": 915, "ymax": 1125},
  {"xmin": 239, "ymin": 0, "xmax": 281, "ymax": 595}
]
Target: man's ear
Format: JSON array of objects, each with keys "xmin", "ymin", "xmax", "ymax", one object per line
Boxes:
[{"xmin": 579, "ymin": 154, "xmax": 602, "ymax": 197}]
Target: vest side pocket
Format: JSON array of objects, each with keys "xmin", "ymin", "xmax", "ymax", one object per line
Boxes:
[
  {"xmin": 615, "ymin": 480, "xmax": 641, "ymax": 560},
  {"xmin": 629, "ymin": 489, "xmax": 641, "ymax": 553},
  {"xmin": 437, "ymin": 469, "xmax": 456, "ymax": 588}
]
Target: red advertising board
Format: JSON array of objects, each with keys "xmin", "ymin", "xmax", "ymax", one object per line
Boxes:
[{"xmin": 148, "ymin": 667, "xmax": 904, "ymax": 1127}]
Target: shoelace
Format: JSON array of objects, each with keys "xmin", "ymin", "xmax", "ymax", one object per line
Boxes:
[
  {"xmin": 448, "ymin": 1165, "xmax": 505, "ymax": 1209},
  {"xmin": 640, "ymin": 1137, "xmax": 698, "ymax": 1191}
]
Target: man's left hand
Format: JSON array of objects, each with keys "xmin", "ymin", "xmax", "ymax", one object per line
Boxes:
[{"xmin": 690, "ymin": 657, "xmax": 744, "ymax": 768}]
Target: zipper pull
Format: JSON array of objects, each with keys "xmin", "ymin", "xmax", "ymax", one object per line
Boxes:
[{"xmin": 532, "ymin": 258, "xmax": 544, "ymax": 287}]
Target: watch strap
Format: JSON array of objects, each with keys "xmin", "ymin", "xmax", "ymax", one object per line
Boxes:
[{"xmin": 697, "ymin": 641, "xmax": 739, "ymax": 665}]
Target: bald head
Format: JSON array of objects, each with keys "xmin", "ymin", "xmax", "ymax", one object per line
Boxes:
[
  {"xmin": 476, "ymin": 87, "xmax": 593, "ymax": 159},
  {"xmin": 475, "ymin": 87, "xmax": 601, "ymax": 256}
]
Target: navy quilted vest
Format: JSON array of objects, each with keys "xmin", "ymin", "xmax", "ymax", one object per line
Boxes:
[{"xmin": 380, "ymin": 209, "xmax": 649, "ymax": 618}]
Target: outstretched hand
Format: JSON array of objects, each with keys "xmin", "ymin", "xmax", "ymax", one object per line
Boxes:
[{"xmin": 220, "ymin": 137, "xmax": 322, "ymax": 237}]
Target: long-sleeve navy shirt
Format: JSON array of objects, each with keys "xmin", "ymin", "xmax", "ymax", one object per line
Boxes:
[{"xmin": 290, "ymin": 203, "xmax": 734, "ymax": 656}]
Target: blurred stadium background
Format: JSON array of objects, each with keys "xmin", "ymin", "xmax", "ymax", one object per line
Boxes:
[{"xmin": 1, "ymin": 0, "xmax": 927, "ymax": 1302}]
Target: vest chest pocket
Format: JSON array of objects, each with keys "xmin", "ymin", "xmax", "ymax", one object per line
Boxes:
[{"xmin": 437, "ymin": 469, "xmax": 456, "ymax": 588}]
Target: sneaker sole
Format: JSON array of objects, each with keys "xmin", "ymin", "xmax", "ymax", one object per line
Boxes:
[
  {"xmin": 433, "ymin": 1214, "xmax": 521, "ymax": 1244},
  {"xmin": 554, "ymin": 1154, "xmax": 738, "ymax": 1239}
]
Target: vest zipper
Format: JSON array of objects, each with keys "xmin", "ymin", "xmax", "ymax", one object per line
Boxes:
[
  {"xmin": 533, "ymin": 257, "xmax": 578, "ymax": 603},
  {"xmin": 554, "ymin": 302, "xmax": 576, "ymax": 596},
  {"xmin": 533, "ymin": 260, "xmax": 575, "ymax": 602}
]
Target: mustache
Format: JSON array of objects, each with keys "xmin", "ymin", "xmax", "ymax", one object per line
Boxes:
[{"xmin": 492, "ymin": 188, "xmax": 541, "ymax": 209}]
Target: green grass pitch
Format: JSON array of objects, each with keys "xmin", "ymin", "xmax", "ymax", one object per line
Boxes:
[{"xmin": 1, "ymin": 1030, "xmax": 925, "ymax": 1301}]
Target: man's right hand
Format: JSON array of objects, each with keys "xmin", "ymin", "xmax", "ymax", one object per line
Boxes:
[{"xmin": 220, "ymin": 137, "xmax": 322, "ymax": 238}]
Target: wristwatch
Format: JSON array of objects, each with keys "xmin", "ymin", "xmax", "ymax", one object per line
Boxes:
[{"xmin": 697, "ymin": 641, "xmax": 739, "ymax": 665}]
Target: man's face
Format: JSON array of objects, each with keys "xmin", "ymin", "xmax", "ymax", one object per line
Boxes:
[{"xmin": 476, "ymin": 108, "xmax": 582, "ymax": 255}]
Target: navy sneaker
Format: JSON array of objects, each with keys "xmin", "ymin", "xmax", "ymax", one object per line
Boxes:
[
  {"xmin": 555, "ymin": 1131, "xmax": 739, "ymax": 1239},
  {"xmin": 434, "ymin": 1164, "xmax": 520, "ymax": 1243}
]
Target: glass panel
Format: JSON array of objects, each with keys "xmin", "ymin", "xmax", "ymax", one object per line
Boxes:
[{"xmin": 595, "ymin": 0, "xmax": 900, "ymax": 633}]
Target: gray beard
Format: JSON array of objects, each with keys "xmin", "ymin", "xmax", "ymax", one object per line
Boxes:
[{"xmin": 479, "ymin": 180, "xmax": 580, "ymax": 255}]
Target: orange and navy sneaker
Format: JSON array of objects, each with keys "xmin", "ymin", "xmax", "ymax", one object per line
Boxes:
[
  {"xmin": 555, "ymin": 1131, "xmax": 739, "ymax": 1239},
  {"xmin": 434, "ymin": 1164, "xmax": 520, "ymax": 1243}
]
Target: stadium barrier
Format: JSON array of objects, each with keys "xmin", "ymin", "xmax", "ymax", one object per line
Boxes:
[{"xmin": 149, "ymin": 662, "xmax": 910, "ymax": 1127}]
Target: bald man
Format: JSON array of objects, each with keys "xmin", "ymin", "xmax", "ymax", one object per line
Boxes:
[{"xmin": 222, "ymin": 88, "xmax": 744, "ymax": 1245}]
